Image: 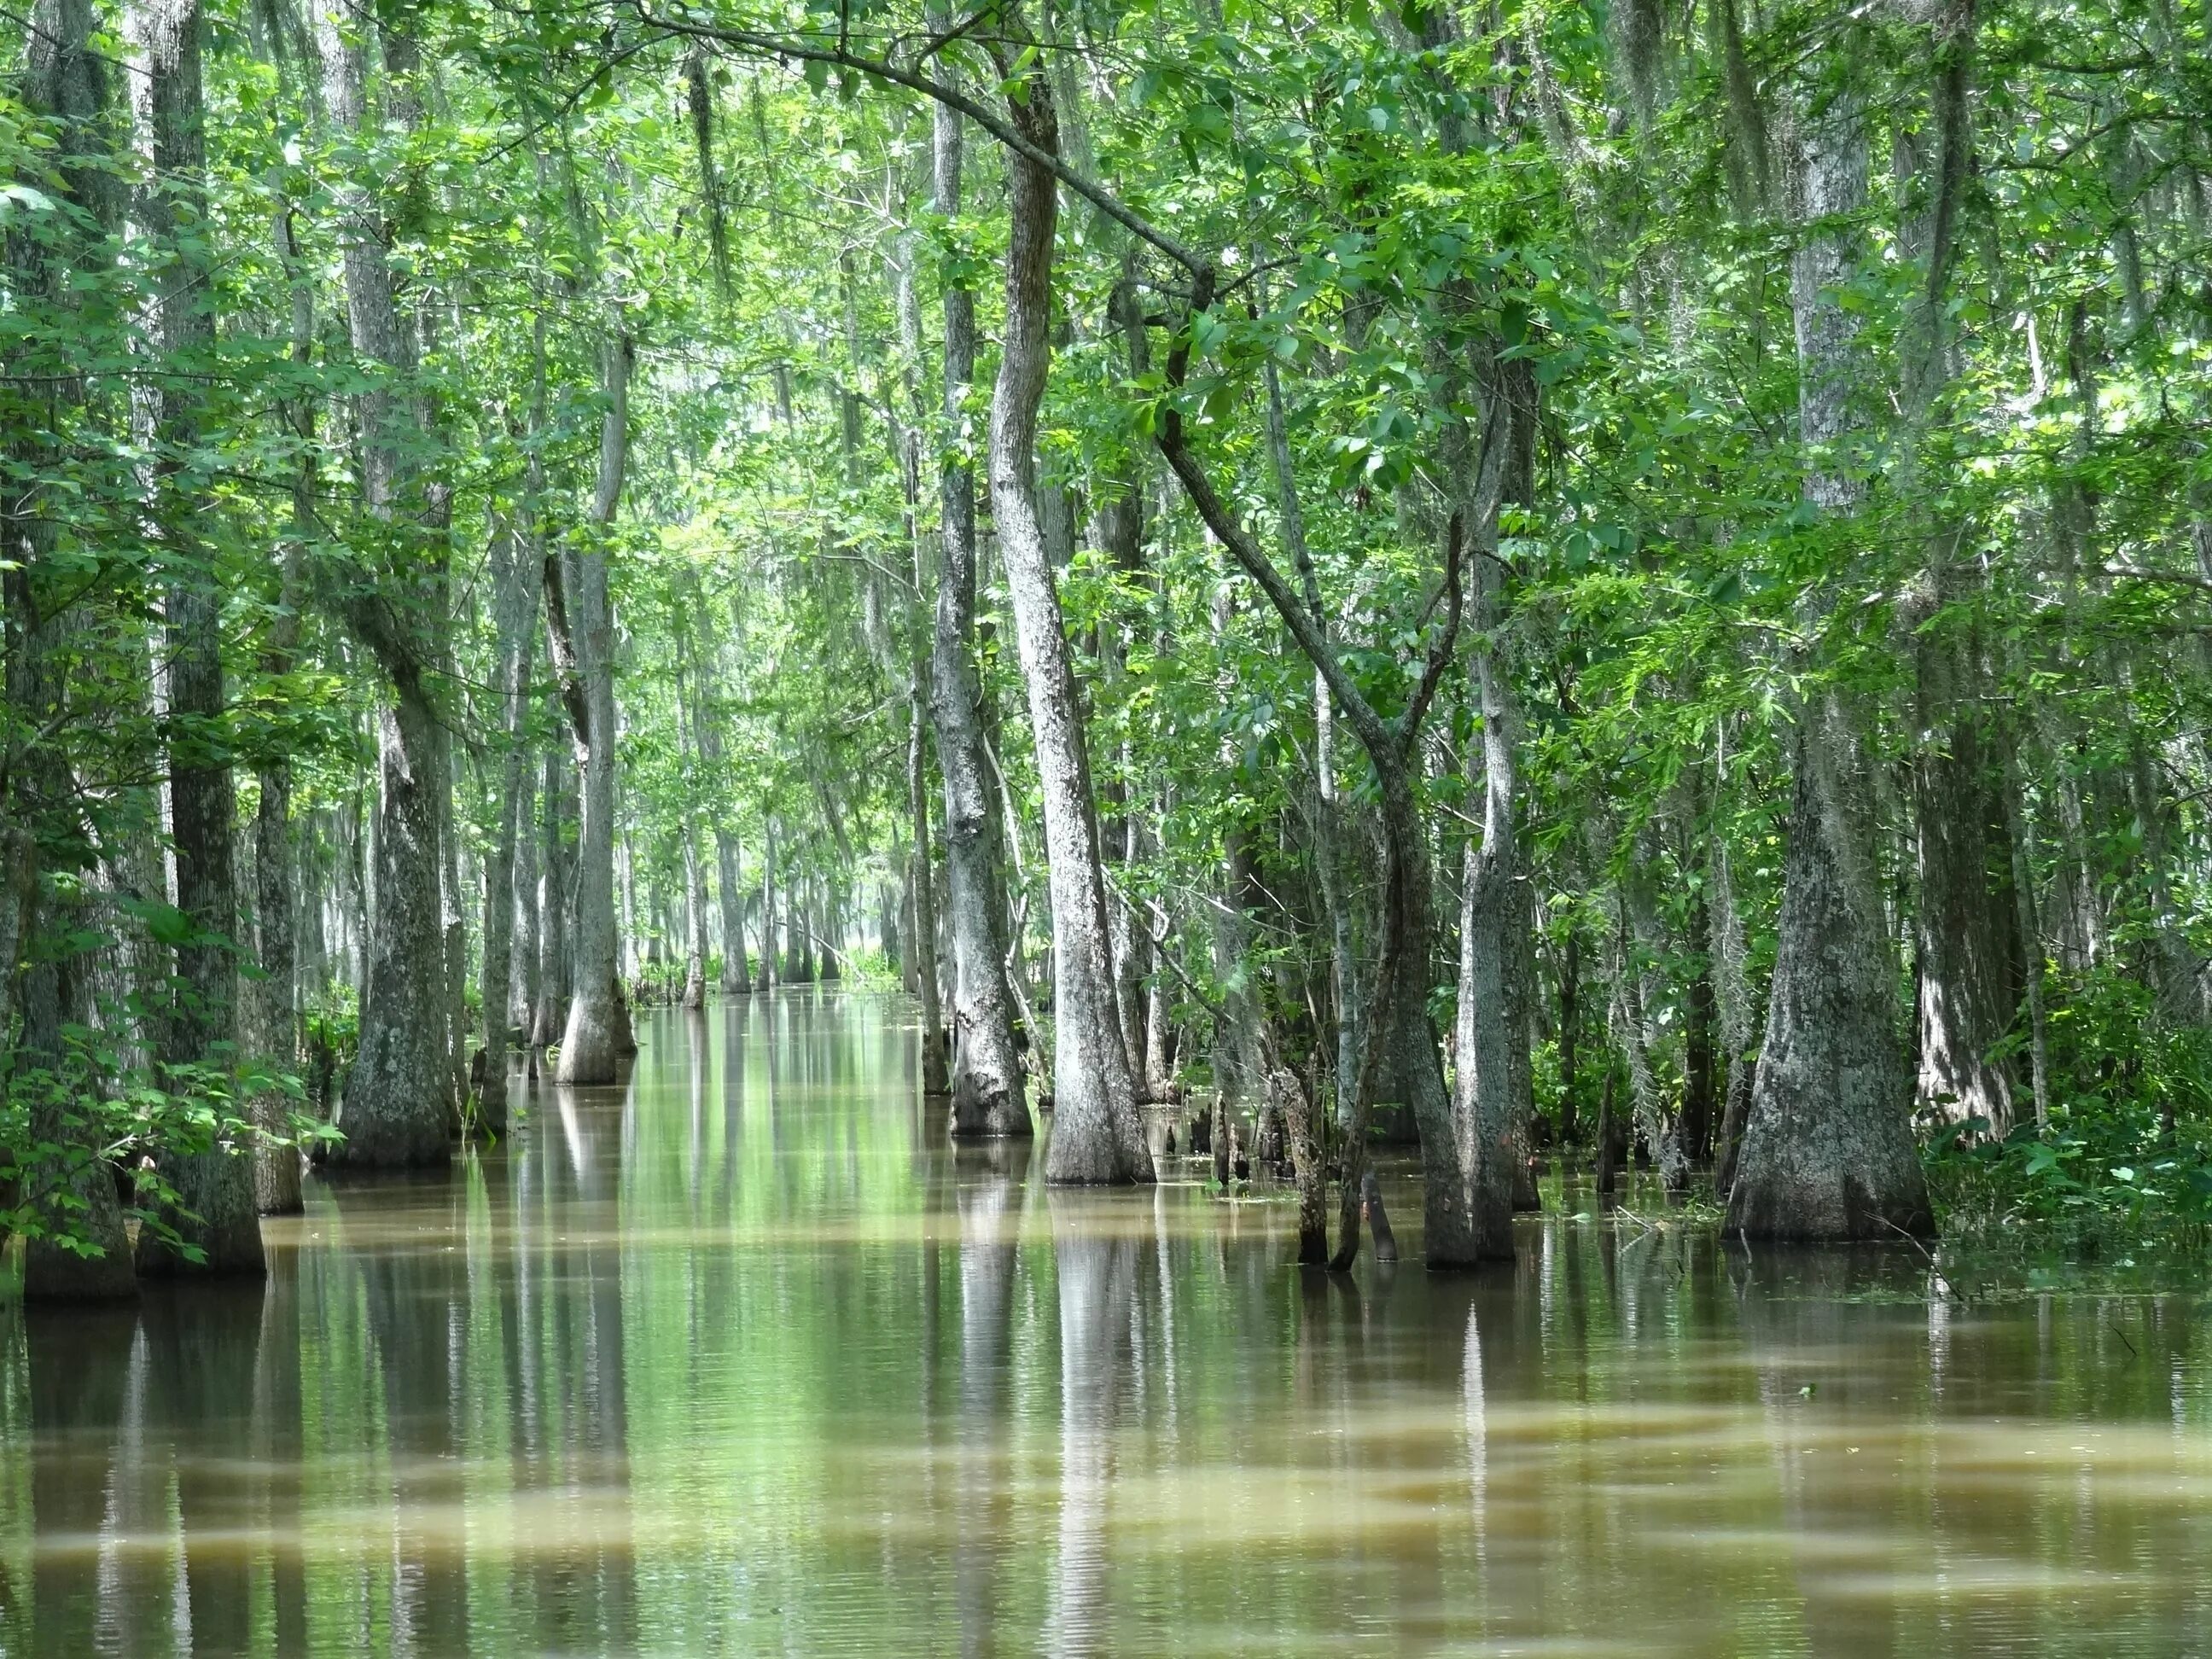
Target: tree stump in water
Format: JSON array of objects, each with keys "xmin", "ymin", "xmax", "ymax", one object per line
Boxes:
[{"xmin": 1359, "ymin": 1171, "xmax": 1398, "ymax": 1262}]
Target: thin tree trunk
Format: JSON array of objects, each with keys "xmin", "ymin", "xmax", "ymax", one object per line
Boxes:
[
  {"xmin": 1557, "ymin": 927, "xmax": 1580, "ymax": 1146},
  {"xmin": 533, "ymin": 740, "xmax": 571, "ymax": 1047},
  {"xmin": 989, "ymin": 25, "xmax": 1149, "ymax": 1183},
  {"xmin": 1264, "ymin": 346, "xmax": 1360, "ymax": 1134},
  {"xmin": 930, "ymin": 78, "xmax": 1029, "ymax": 1135},
  {"xmin": 910, "ymin": 710, "xmax": 951, "ymax": 1089},
  {"xmin": 250, "ymin": 189, "xmax": 313, "ymax": 1215},
  {"xmin": 478, "ymin": 514, "xmax": 538, "ymax": 1135},
  {"xmin": 2001, "ymin": 743, "xmax": 2054, "ymax": 1132},
  {"xmin": 688, "ymin": 589, "xmax": 750, "ymax": 994},
  {"xmin": 554, "ymin": 325, "xmax": 632, "ymax": 1083},
  {"xmin": 759, "ymin": 821, "xmax": 777, "ymax": 991},
  {"xmin": 511, "ymin": 748, "xmax": 540, "ymax": 1046},
  {"xmin": 674, "ymin": 643, "xmax": 709, "ymax": 1012},
  {"xmin": 1709, "ymin": 728, "xmax": 1757, "ymax": 1197}
]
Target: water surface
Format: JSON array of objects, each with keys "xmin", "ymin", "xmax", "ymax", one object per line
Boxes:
[{"xmin": 3, "ymin": 992, "xmax": 2209, "ymax": 1656}]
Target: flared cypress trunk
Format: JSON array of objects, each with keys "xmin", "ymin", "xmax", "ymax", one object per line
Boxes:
[
  {"xmin": 316, "ymin": 1, "xmax": 451, "ymax": 1169},
  {"xmin": 989, "ymin": 25, "xmax": 1149, "ymax": 1184},
  {"xmin": 1725, "ymin": 42, "xmax": 1930, "ymax": 1238},
  {"xmin": 1729, "ymin": 711, "xmax": 1934, "ymax": 1236},
  {"xmin": 333, "ymin": 684, "xmax": 453, "ymax": 1167}
]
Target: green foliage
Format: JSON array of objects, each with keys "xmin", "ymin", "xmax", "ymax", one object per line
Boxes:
[
  {"xmin": 0, "ymin": 1030, "xmax": 329, "ymax": 1264},
  {"xmin": 1928, "ymin": 968, "xmax": 2212, "ymax": 1241}
]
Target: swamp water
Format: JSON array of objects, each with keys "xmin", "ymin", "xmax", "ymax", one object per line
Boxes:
[{"xmin": 3, "ymin": 990, "xmax": 2210, "ymax": 1656}]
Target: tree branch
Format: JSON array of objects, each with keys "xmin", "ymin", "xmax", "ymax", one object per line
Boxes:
[
  {"xmin": 628, "ymin": 2, "xmax": 1211, "ymax": 279},
  {"xmin": 540, "ymin": 548, "xmax": 591, "ymax": 747}
]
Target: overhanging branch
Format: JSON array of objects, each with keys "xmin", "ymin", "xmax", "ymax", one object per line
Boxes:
[{"xmin": 628, "ymin": 2, "xmax": 1211, "ymax": 279}]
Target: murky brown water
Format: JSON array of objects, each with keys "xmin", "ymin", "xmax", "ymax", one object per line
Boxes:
[{"xmin": 3, "ymin": 992, "xmax": 2210, "ymax": 1656}]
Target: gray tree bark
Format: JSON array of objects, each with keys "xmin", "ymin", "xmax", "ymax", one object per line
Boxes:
[
  {"xmin": 533, "ymin": 740, "xmax": 571, "ymax": 1047},
  {"xmin": 674, "ymin": 643, "xmax": 709, "ymax": 1011},
  {"xmin": 317, "ymin": 0, "xmax": 451, "ymax": 1168},
  {"xmin": 929, "ymin": 87, "xmax": 1030, "ymax": 1136},
  {"xmin": 1726, "ymin": 39, "xmax": 1932, "ymax": 1237},
  {"xmin": 249, "ymin": 189, "xmax": 314, "ymax": 1215},
  {"xmin": 758, "ymin": 820, "xmax": 777, "ymax": 991},
  {"xmin": 510, "ymin": 750, "xmax": 540, "ymax": 1042},
  {"xmin": 478, "ymin": 515, "xmax": 538, "ymax": 1134},
  {"xmin": 1441, "ymin": 342, "xmax": 1533, "ymax": 1264},
  {"xmin": 687, "ymin": 591, "xmax": 749, "ymax": 993},
  {"xmin": 1261, "ymin": 339, "xmax": 1360, "ymax": 1131},
  {"xmin": 556, "ymin": 329, "xmax": 632, "ymax": 1083},
  {"xmin": 1708, "ymin": 728, "xmax": 1758, "ymax": 1196},
  {"xmin": 1901, "ymin": 0, "xmax": 2014, "ymax": 1139},
  {"xmin": 132, "ymin": 0, "xmax": 264, "ymax": 1274},
  {"xmin": 989, "ymin": 26, "xmax": 1150, "ymax": 1184}
]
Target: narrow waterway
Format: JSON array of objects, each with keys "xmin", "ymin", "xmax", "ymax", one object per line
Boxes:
[{"xmin": 3, "ymin": 991, "xmax": 2209, "ymax": 1655}]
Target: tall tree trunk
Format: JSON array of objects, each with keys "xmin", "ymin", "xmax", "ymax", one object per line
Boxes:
[
  {"xmin": 1726, "ymin": 35, "xmax": 1931, "ymax": 1237},
  {"xmin": 683, "ymin": 825, "xmax": 709, "ymax": 1010},
  {"xmin": 687, "ymin": 590, "xmax": 750, "ymax": 994},
  {"xmin": 317, "ymin": 0, "xmax": 451, "ymax": 1169},
  {"xmin": 511, "ymin": 749, "xmax": 540, "ymax": 1046},
  {"xmin": 989, "ymin": 26, "xmax": 1149, "ymax": 1183},
  {"xmin": 132, "ymin": 0, "xmax": 263, "ymax": 1273},
  {"xmin": 2000, "ymin": 742, "xmax": 2054, "ymax": 1132},
  {"xmin": 758, "ymin": 821, "xmax": 777, "ymax": 990},
  {"xmin": 674, "ymin": 644, "xmax": 709, "ymax": 1012},
  {"xmin": 715, "ymin": 830, "xmax": 748, "ymax": 992},
  {"xmin": 1708, "ymin": 728, "xmax": 1757, "ymax": 1196},
  {"xmin": 478, "ymin": 514, "xmax": 538, "ymax": 1135},
  {"xmin": 929, "ymin": 86, "xmax": 1028, "ymax": 1134},
  {"xmin": 250, "ymin": 189, "xmax": 314, "ymax": 1215},
  {"xmin": 556, "ymin": 328, "xmax": 632, "ymax": 1083},
  {"xmin": 1557, "ymin": 926, "xmax": 1581, "ymax": 1146},
  {"xmin": 533, "ymin": 740, "xmax": 571, "ymax": 1047},
  {"xmin": 1447, "ymin": 353, "xmax": 1534, "ymax": 1265},
  {"xmin": 909, "ymin": 710, "xmax": 951, "ymax": 1089},
  {"xmin": 3, "ymin": 0, "xmax": 135, "ymax": 1293},
  {"xmin": 1902, "ymin": 0, "xmax": 2013, "ymax": 1139},
  {"xmin": 1262, "ymin": 341, "xmax": 1360, "ymax": 1132}
]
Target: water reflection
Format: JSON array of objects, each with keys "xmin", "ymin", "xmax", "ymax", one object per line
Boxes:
[
  {"xmin": 955, "ymin": 1144, "xmax": 1023, "ymax": 1658},
  {"xmin": 1045, "ymin": 1192, "xmax": 1138, "ymax": 1657},
  {"xmin": 1, "ymin": 992, "xmax": 2209, "ymax": 1656}
]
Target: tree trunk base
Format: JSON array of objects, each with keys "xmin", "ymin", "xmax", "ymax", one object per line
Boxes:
[{"xmin": 23, "ymin": 1237, "xmax": 138, "ymax": 1301}]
